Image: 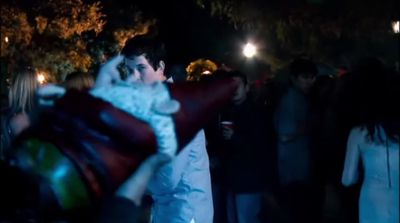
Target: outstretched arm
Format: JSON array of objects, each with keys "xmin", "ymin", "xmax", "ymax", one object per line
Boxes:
[{"xmin": 342, "ymin": 127, "xmax": 362, "ymax": 186}]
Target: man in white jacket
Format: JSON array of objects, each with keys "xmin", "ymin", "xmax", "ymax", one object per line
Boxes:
[{"xmin": 118, "ymin": 34, "xmax": 213, "ymax": 223}]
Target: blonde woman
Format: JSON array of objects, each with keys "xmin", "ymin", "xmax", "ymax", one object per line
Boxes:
[{"xmin": 1, "ymin": 67, "xmax": 39, "ymax": 155}]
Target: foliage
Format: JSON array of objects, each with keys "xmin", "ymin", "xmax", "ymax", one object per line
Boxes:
[
  {"xmin": 186, "ymin": 58, "xmax": 218, "ymax": 81},
  {"xmin": 1, "ymin": 0, "xmax": 106, "ymax": 81},
  {"xmin": 0, "ymin": 6, "xmax": 33, "ymax": 58},
  {"xmin": 37, "ymin": 0, "xmax": 105, "ymax": 39},
  {"xmin": 196, "ymin": 0, "xmax": 398, "ymax": 69},
  {"xmin": 86, "ymin": 4, "xmax": 156, "ymax": 75},
  {"xmin": 1, "ymin": 0, "xmax": 155, "ymax": 82}
]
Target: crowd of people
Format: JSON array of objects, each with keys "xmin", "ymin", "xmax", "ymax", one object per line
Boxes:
[{"xmin": 0, "ymin": 34, "xmax": 399, "ymax": 223}]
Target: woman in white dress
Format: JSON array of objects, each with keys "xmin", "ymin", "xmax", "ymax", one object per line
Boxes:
[
  {"xmin": 342, "ymin": 125, "xmax": 399, "ymax": 223},
  {"xmin": 341, "ymin": 59, "xmax": 399, "ymax": 223}
]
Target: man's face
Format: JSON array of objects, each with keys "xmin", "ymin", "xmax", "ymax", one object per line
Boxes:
[
  {"xmin": 232, "ymin": 77, "xmax": 248, "ymax": 105},
  {"xmin": 292, "ymin": 73, "xmax": 316, "ymax": 94},
  {"xmin": 124, "ymin": 54, "xmax": 165, "ymax": 84}
]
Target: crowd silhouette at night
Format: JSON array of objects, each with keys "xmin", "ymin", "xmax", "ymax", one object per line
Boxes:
[{"xmin": 0, "ymin": 33, "xmax": 399, "ymax": 223}]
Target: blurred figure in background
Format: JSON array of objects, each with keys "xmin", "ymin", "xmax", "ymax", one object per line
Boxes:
[
  {"xmin": 217, "ymin": 70, "xmax": 274, "ymax": 223},
  {"xmin": 274, "ymin": 58, "xmax": 318, "ymax": 223},
  {"xmin": 166, "ymin": 64, "xmax": 188, "ymax": 83},
  {"xmin": 1, "ymin": 66, "xmax": 39, "ymax": 157},
  {"xmin": 63, "ymin": 71, "xmax": 94, "ymax": 91},
  {"xmin": 342, "ymin": 59, "xmax": 399, "ymax": 223}
]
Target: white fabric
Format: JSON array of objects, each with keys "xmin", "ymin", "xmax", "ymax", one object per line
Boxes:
[
  {"xmin": 342, "ymin": 126, "xmax": 399, "ymax": 223},
  {"xmin": 148, "ymin": 130, "xmax": 214, "ymax": 223},
  {"xmin": 37, "ymin": 84, "xmax": 67, "ymax": 106},
  {"xmin": 90, "ymin": 81, "xmax": 180, "ymax": 157}
]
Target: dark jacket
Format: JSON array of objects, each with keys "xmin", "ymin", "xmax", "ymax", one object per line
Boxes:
[{"xmin": 223, "ymin": 96, "xmax": 277, "ymax": 193}]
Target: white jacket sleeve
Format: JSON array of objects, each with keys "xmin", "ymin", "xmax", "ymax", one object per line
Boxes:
[
  {"xmin": 342, "ymin": 127, "xmax": 362, "ymax": 186},
  {"xmin": 147, "ymin": 130, "xmax": 206, "ymax": 193}
]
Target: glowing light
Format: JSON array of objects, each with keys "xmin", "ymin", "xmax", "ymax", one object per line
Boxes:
[
  {"xmin": 37, "ymin": 73, "xmax": 46, "ymax": 84},
  {"xmin": 243, "ymin": 43, "xmax": 257, "ymax": 58},
  {"xmin": 53, "ymin": 166, "xmax": 68, "ymax": 179},
  {"xmin": 4, "ymin": 36, "xmax": 8, "ymax": 43},
  {"xmin": 202, "ymin": 70, "xmax": 211, "ymax": 75},
  {"xmin": 393, "ymin": 21, "xmax": 400, "ymax": 34}
]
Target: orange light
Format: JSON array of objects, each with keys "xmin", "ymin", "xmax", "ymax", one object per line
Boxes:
[
  {"xmin": 37, "ymin": 73, "xmax": 46, "ymax": 84},
  {"xmin": 202, "ymin": 70, "xmax": 212, "ymax": 75}
]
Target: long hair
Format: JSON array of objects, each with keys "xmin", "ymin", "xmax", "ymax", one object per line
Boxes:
[
  {"xmin": 354, "ymin": 58, "xmax": 400, "ymax": 143},
  {"xmin": 364, "ymin": 71, "xmax": 400, "ymax": 143},
  {"xmin": 8, "ymin": 67, "xmax": 39, "ymax": 114},
  {"xmin": 1, "ymin": 67, "xmax": 38, "ymax": 157}
]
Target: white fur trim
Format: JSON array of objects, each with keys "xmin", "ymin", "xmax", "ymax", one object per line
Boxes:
[{"xmin": 90, "ymin": 81, "xmax": 180, "ymax": 157}]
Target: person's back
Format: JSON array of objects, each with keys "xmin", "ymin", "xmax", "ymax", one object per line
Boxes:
[
  {"xmin": 343, "ymin": 126, "xmax": 399, "ymax": 223},
  {"xmin": 274, "ymin": 58, "xmax": 317, "ymax": 185},
  {"xmin": 359, "ymin": 128, "xmax": 399, "ymax": 189},
  {"xmin": 274, "ymin": 86, "xmax": 311, "ymax": 184},
  {"xmin": 273, "ymin": 58, "xmax": 318, "ymax": 223}
]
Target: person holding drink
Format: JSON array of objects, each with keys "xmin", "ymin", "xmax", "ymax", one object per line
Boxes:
[{"xmin": 218, "ymin": 70, "xmax": 275, "ymax": 223}]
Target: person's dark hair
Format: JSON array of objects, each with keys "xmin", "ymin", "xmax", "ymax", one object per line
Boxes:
[
  {"xmin": 289, "ymin": 58, "xmax": 318, "ymax": 78},
  {"xmin": 212, "ymin": 69, "xmax": 248, "ymax": 86},
  {"xmin": 121, "ymin": 34, "xmax": 166, "ymax": 71},
  {"xmin": 167, "ymin": 64, "xmax": 187, "ymax": 82},
  {"xmin": 230, "ymin": 70, "xmax": 248, "ymax": 86},
  {"xmin": 309, "ymin": 75, "xmax": 336, "ymax": 106},
  {"xmin": 352, "ymin": 58, "xmax": 400, "ymax": 142}
]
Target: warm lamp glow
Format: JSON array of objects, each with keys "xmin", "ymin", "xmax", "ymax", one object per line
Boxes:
[
  {"xmin": 393, "ymin": 21, "xmax": 400, "ymax": 34},
  {"xmin": 243, "ymin": 43, "xmax": 257, "ymax": 58},
  {"xmin": 37, "ymin": 73, "xmax": 46, "ymax": 84},
  {"xmin": 4, "ymin": 36, "xmax": 9, "ymax": 43},
  {"xmin": 201, "ymin": 70, "xmax": 212, "ymax": 75}
]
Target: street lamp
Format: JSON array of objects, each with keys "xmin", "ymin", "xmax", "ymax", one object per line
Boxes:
[
  {"xmin": 392, "ymin": 20, "xmax": 400, "ymax": 71},
  {"xmin": 201, "ymin": 70, "xmax": 212, "ymax": 75},
  {"xmin": 37, "ymin": 72, "xmax": 46, "ymax": 85},
  {"xmin": 243, "ymin": 43, "xmax": 257, "ymax": 58},
  {"xmin": 392, "ymin": 20, "xmax": 400, "ymax": 34}
]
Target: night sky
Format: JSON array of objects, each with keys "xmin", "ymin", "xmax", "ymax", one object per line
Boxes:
[
  {"xmin": 11, "ymin": 0, "xmax": 400, "ymax": 68},
  {"xmin": 156, "ymin": 2, "xmax": 236, "ymax": 64},
  {"xmin": 99, "ymin": 0, "xmax": 399, "ymax": 65},
  {"xmin": 100, "ymin": 0, "xmax": 241, "ymax": 65}
]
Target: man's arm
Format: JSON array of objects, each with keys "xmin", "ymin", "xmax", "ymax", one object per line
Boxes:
[{"xmin": 97, "ymin": 153, "xmax": 170, "ymax": 222}]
